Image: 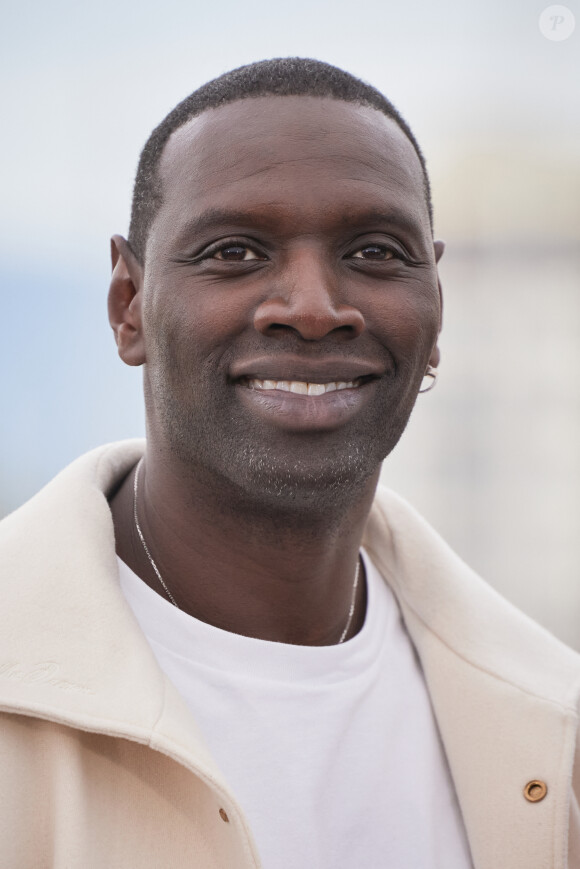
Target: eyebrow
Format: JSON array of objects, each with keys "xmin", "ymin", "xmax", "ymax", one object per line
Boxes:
[
  {"xmin": 339, "ymin": 208, "xmax": 425, "ymax": 237},
  {"xmin": 173, "ymin": 205, "xmax": 426, "ymax": 247},
  {"xmin": 174, "ymin": 209, "xmax": 276, "ymax": 244}
]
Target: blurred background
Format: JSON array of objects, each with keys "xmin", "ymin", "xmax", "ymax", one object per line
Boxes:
[{"xmin": 1, "ymin": 0, "xmax": 579, "ymax": 647}]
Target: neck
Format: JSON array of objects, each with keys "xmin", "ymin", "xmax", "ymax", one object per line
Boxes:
[{"xmin": 109, "ymin": 448, "xmax": 379, "ymax": 645}]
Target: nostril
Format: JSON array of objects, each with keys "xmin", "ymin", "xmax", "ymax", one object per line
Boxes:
[
  {"xmin": 254, "ymin": 296, "xmax": 365, "ymax": 341},
  {"xmin": 263, "ymin": 322, "xmax": 357, "ymax": 340}
]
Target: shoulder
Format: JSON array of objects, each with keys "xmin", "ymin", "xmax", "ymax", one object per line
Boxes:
[
  {"xmin": 0, "ymin": 440, "xmax": 145, "ymax": 534},
  {"xmin": 364, "ymin": 484, "xmax": 580, "ymax": 709},
  {"xmin": 0, "ymin": 440, "xmax": 145, "ymax": 589}
]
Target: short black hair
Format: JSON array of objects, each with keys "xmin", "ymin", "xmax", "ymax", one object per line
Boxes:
[{"xmin": 128, "ymin": 57, "xmax": 433, "ymax": 263}]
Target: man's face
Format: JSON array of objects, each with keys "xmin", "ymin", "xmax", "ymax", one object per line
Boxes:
[{"xmin": 140, "ymin": 96, "xmax": 442, "ymax": 513}]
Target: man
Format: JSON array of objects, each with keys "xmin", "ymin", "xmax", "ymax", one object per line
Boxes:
[{"xmin": 1, "ymin": 58, "xmax": 579, "ymax": 869}]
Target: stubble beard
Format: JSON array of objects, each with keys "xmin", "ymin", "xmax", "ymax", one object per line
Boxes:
[{"xmin": 146, "ymin": 345, "xmax": 420, "ymax": 531}]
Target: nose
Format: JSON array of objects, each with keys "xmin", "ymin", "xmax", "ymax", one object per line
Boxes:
[{"xmin": 253, "ymin": 248, "xmax": 365, "ymax": 341}]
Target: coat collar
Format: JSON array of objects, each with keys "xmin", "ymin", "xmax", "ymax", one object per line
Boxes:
[
  {"xmin": 0, "ymin": 441, "xmax": 226, "ymax": 793},
  {"xmin": 2, "ymin": 440, "xmax": 580, "ymax": 868}
]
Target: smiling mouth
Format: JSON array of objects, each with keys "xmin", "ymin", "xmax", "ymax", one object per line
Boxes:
[{"xmin": 243, "ymin": 377, "xmax": 365, "ymax": 395}]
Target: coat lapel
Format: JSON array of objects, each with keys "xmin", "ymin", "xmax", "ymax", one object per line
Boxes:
[
  {"xmin": 364, "ymin": 486, "xmax": 580, "ymax": 868},
  {"xmin": 0, "ymin": 441, "xmax": 258, "ymax": 858}
]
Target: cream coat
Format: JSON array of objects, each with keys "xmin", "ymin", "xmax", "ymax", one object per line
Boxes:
[{"xmin": 1, "ymin": 441, "xmax": 580, "ymax": 868}]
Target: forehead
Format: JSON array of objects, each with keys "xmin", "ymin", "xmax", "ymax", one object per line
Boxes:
[{"xmin": 154, "ymin": 96, "xmax": 428, "ymax": 243}]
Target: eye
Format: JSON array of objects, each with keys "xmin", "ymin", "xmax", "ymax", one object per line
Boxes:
[
  {"xmin": 211, "ymin": 244, "xmax": 264, "ymax": 262},
  {"xmin": 350, "ymin": 244, "xmax": 396, "ymax": 261}
]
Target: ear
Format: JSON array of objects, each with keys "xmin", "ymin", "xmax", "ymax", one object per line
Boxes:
[
  {"xmin": 108, "ymin": 235, "xmax": 146, "ymax": 366},
  {"xmin": 429, "ymin": 239, "xmax": 445, "ymax": 369}
]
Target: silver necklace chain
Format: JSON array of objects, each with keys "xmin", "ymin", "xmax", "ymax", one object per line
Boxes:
[
  {"xmin": 133, "ymin": 458, "xmax": 178, "ymax": 607},
  {"xmin": 337, "ymin": 558, "xmax": 360, "ymax": 643},
  {"xmin": 133, "ymin": 457, "xmax": 361, "ymax": 643}
]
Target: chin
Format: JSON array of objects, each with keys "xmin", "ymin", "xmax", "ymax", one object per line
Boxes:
[{"xmin": 198, "ymin": 436, "xmax": 392, "ymax": 526}]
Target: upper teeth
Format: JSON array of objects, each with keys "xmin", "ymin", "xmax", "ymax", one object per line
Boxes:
[{"xmin": 247, "ymin": 379, "xmax": 358, "ymax": 394}]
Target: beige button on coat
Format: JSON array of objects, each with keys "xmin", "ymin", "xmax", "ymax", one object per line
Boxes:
[{"xmin": 1, "ymin": 441, "xmax": 580, "ymax": 868}]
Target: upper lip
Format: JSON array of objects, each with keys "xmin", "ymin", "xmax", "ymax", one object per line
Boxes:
[{"xmin": 230, "ymin": 356, "xmax": 386, "ymax": 384}]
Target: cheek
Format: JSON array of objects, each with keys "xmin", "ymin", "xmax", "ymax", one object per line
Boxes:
[
  {"xmin": 143, "ymin": 283, "xmax": 252, "ymax": 377},
  {"xmin": 364, "ymin": 285, "xmax": 440, "ymax": 361},
  {"xmin": 192, "ymin": 295, "xmax": 250, "ymax": 341}
]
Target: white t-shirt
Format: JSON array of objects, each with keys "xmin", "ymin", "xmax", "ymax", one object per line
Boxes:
[{"xmin": 118, "ymin": 550, "xmax": 473, "ymax": 869}]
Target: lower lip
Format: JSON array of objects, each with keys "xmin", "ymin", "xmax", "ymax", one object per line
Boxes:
[{"xmin": 236, "ymin": 381, "xmax": 377, "ymax": 431}]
